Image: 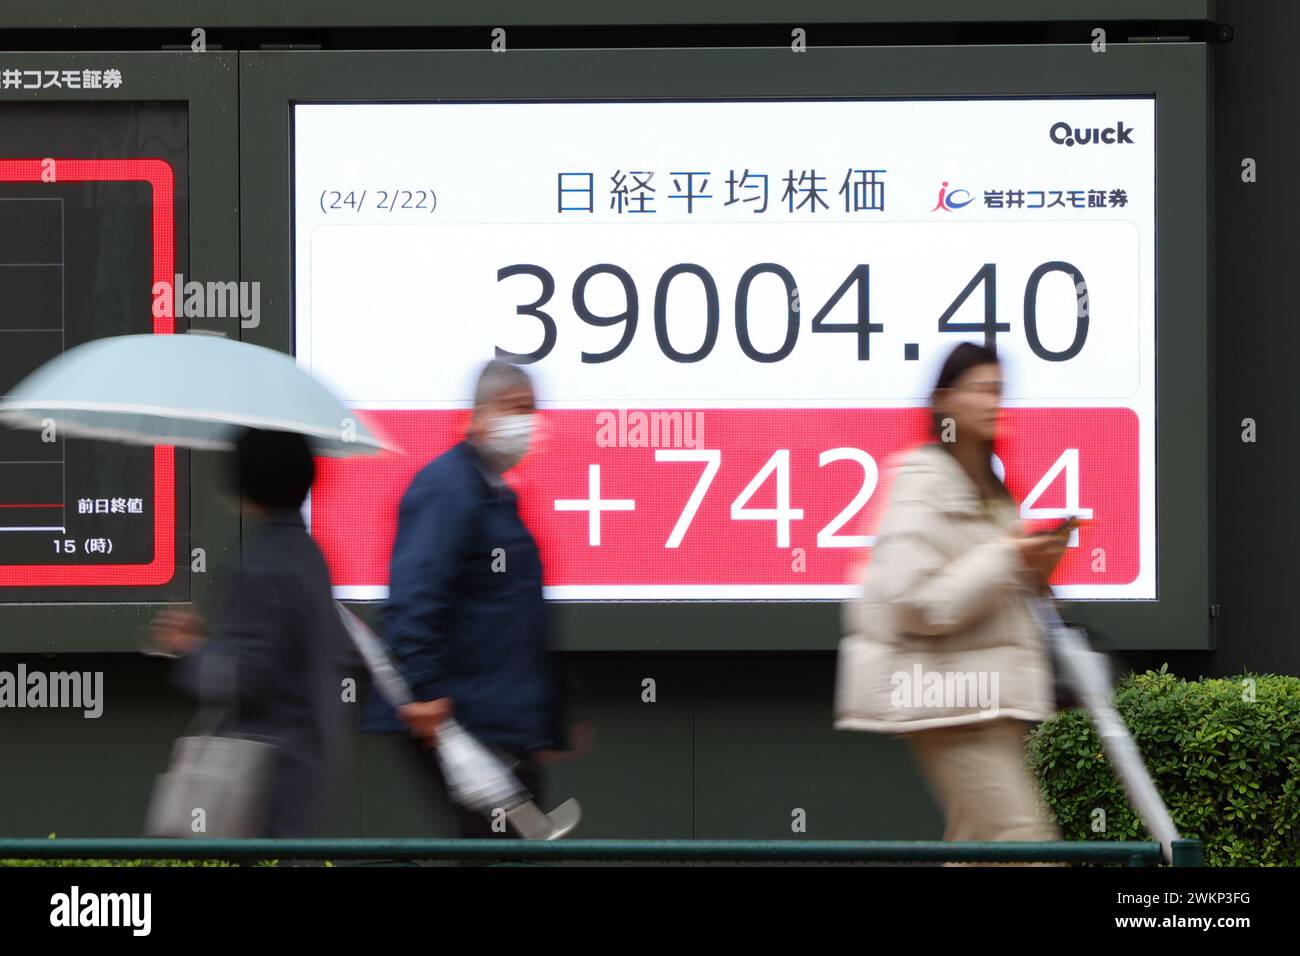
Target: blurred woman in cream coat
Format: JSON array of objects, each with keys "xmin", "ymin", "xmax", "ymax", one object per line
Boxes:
[{"xmin": 835, "ymin": 343, "xmax": 1067, "ymax": 844}]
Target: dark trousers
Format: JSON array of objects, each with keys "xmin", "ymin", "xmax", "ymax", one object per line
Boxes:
[{"xmin": 399, "ymin": 735, "xmax": 545, "ymax": 839}]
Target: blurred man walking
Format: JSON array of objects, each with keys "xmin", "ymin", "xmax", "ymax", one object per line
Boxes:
[{"xmin": 364, "ymin": 359, "xmax": 569, "ymax": 837}]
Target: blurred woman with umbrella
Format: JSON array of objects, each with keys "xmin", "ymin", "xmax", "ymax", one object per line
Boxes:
[
  {"xmin": 148, "ymin": 426, "xmax": 351, "ymax": 837},
  {"xmin": 0, "ymin": 332, "xmax": 391, "ymax": 838}
]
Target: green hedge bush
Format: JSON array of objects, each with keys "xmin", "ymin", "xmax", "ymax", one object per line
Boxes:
[{"xmin": 1027, "ymin": 666, "xmax": 1300, "ymax": 866}]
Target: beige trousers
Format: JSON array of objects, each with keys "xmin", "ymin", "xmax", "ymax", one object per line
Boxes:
[{"xmin": 907, "ymin": 718, "xmax": 1062, "ymax": 847}]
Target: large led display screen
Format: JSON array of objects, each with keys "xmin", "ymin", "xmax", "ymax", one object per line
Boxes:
[{"xmin": 293, "ymin": 97, "xmax": 1155, "ymax": 601}]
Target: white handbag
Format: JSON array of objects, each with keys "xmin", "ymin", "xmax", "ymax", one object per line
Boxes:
[
  {"xmin": 144, "ymin": 728, "xmax": 278, "ymax": 837},
  {"xmin": 144, "ymin": 654, "xmax": 279, "ymax": 838}
]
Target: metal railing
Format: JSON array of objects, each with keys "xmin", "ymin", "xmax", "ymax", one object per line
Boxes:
[{"xmin": 0, "ymin": 838, "xmax": 1204, "ymax": 866}]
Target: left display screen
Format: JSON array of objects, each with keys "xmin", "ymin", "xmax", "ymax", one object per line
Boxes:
[{"xmin": 0, "ymin": 103, "xmax": 188, "ymax": 601}]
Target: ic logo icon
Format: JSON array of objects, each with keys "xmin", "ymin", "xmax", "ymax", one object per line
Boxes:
[{"xmin": 931, "ymin": 181, "xmax": 973, "ymax": 211}]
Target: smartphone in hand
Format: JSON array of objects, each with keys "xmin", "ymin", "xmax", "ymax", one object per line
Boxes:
[{"xmin": 1034, "ymin": 515, "xmax": 1083, "ymax": 538}]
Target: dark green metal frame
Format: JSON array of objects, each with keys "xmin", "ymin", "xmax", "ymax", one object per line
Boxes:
[
  {"xmin": 0, "ymin": 1, "xmax": 1215, "ymax": 30},
  {"xmin": 0, "ymin": 52, "xmax": 240, "ymax": 653},
  {"xmin": 0, "ymin": 837, "xmax": 1204, "ymax": 865},
  {"xmin": 241, "ymin": 44, "xmax": 1211, "ymax": 651}
]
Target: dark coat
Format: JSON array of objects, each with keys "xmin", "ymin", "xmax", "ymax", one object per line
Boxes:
[
  {"xmin": 361, "ymin": 440, "xmax": 564, "ymax": 754},
  {"xmin": 173, "ymin": 509, "xmax": 352, "ymax": 838}
]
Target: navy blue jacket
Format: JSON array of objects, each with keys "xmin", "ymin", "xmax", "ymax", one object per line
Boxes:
[{"xmin": 361, "ymin": 440, "xmax": 563, "ymax": 754}]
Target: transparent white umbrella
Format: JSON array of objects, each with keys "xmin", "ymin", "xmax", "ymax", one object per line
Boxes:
[{"xmin": 0, "ymin": 331, "xmax": 393, "ymax": 455}]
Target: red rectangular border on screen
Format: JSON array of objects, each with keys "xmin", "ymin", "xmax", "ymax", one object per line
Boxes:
[{"xmin": 0, "ymin": 158, "xmax": 176, "ymax": 587}]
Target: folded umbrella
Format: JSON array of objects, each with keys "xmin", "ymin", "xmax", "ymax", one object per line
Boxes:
[
  {"xmin": 336, "ymin": 602, "xmax": 581, "ymax": 840},
  {"xmin": 1028, "ymin": 592, "xmax": 1181, "ymax": 863},
  {"xmin": 0, "ymin": 331, "xmax": 393, "ymax": 455}
]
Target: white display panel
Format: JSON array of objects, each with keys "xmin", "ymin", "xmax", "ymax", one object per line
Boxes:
[{"xmin": 293, "ymin": 98, "xmax": 1156, "ymax": 601}]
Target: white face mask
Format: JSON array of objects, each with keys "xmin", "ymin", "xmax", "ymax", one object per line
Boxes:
[{"xmin": 484, "ymin": 413, "xmax": 534, "ymax": 468}]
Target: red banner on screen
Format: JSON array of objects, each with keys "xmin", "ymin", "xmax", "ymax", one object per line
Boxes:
[{"xmin": 312, "ymin": 406, "xmax": 1139, "ymax": 591}]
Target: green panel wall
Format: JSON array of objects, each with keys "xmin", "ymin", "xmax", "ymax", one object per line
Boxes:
[
  {"xmin": 14, "ymin": 0, "xmax": 1300, "ymax": 843},
  {"xmin": 3, "ymin": 1, "xmax": 1214, "ymax": 29}
]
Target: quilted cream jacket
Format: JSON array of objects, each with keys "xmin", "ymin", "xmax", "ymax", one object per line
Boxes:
[{"xmin": 834, "ymin": 442, "xmax": 1056, "ymax": 733}]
